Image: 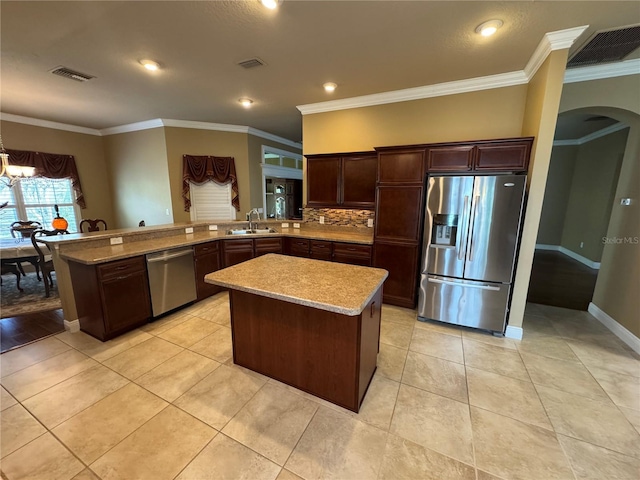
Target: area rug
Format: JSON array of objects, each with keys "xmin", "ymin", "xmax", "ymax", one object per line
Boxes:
[{"xmin": 1, "ymin": 271, "xmax": 62, "ymax": 318}]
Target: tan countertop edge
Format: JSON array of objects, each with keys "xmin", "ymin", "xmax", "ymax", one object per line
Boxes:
[
  {"xmin": 204, "ymin": 254, "xmax": 388, "ymax": 316},
  {"xmin": 60, "ymin": 228, "xmax": 373, "ymax": 265}
]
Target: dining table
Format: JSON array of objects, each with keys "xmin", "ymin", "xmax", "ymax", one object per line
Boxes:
[{"xmin": 0, "ymin": 238, "xmax": 42, "ymax": 286}]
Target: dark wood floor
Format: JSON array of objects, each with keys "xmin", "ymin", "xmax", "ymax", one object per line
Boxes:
[
  {"xmin": 527, "ymin": 250, "xmax": 598, "ymax": 311},
  {"xmin": 0, "ymin": 309, "xmax": 65, "ymax": 353}
]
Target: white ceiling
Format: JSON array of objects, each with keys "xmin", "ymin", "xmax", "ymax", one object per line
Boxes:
[{"xmin": 1, "ymin": 1, "xmax": 639, "ymax": 143}]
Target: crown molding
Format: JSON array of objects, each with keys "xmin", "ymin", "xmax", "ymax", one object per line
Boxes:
[
  {"xmin": 297, "ymin": 71, "xmax": 528, "ymax": 115},
  {"xmin": 524, "ymin": 25, "xmax": 588, "ymax": 79},
  {"xmin": 553, "ymin": 121, "xmax": 628, "ymax": 146},
  {"xmin": 298, "ymin": 26, "xmax": 589, "ymax": 116},
  {"xmin": 248, "ymin": 127, "xmax": 302, "ymax": 150},
  {"xmin": 0, "ymin": 112, "xmax": 102, "ymax": 136},
  {"xmin": 564, "ymin": 58, "xmax": 640, "ymax": 84},
  {"xmin": 99, "ymin": 119, "xmax": 165, "ymax": 136}
]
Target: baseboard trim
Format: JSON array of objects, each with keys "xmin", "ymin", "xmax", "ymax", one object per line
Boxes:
[
  {"xmin": 588, "ymin": 302, "xmax": 640, "ymax": 354},
  {"xmin": 505, "ymin": 325, "xmax": 523, "ymax": 340},
  {"xmin": 64, "ymin": 319, "xmax": 80, "ymax": 333},
  {"xmin": 535, "ymin": 244, "xmax": 600, "ymax": 269}
]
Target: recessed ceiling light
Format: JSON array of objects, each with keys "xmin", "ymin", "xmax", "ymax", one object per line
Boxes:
[
  {"xmin": 323, "ymin": 82, "xmax": 337, "ymax": 92},
  {"xmin": 139, "ymin": 59, "xmax": 161, "ymax": 71},
  {"xmin": 260, "ymin": 0, "xmax": 282, "ymax": 10},
  {"xmin": 475, "ymin": 19, "xmax": 503, "ymax": 37},
  {"xmin": 239, "ymin": 98, "xmax": 254, "ymax": 108}
]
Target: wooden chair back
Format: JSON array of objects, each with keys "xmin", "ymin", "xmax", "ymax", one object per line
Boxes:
[
  {"xmin": 79, "ymin": 219, "xmax": 108, "ymax": 233},
  {"xmin": 10, "ymin": 220, "xmax": 42, "ymax": 238},
  {"xmin": 30, "ymin": 228, "xmax": 68, "ymax": 297}
]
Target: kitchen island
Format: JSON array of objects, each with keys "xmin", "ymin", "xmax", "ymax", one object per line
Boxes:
[{"xmin": 205, "ymin": 254, "xmax": 388, "ymax": 412}]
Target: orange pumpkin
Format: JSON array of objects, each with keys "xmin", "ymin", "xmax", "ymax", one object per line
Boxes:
[{"xmin": 52, "ymin": 216, "xmax": 68, "ymax": 230}]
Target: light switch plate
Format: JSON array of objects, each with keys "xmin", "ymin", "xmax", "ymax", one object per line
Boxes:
[
  {"xmin": 281, "ymin": 222, "xmax": 289, "ymax": 228},
  {"xmin": 621, "ymin": 198, "xmax": 632, "ymax": 206},
  {"xmin": 367, "ymin": 219, "xmax": 374, "ymax": 228},
  {"xmin": 110, "ymin": 237, "xmax": 123, "ymax": 245},
  {"xmin": 209, "ymin": 225, "xmax": 218, "ymax": 231},
  {"xmin": 185, "ymin": 227, "xmax": 194, "ymax": 234},
  {"xmin": 293, "ymin": 223, "xmax": 301, "ymax": 229}
]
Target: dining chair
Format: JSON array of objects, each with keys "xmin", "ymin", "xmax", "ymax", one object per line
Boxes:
[
  {"xmin": 10, "ymin": 220, "xmax": 42, "ymax": 238},
  {"xmin": 30, "ymin": 228, "xmax": 69, "ymax": 297},
  {"xmin": 79, "ymin": 218, "xmax": 108, "ymax": 232}
]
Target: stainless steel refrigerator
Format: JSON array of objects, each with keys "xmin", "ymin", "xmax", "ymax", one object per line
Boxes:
[{"xmin": 418, "ymin": 174, "xmax": 526, "ymax": 333}]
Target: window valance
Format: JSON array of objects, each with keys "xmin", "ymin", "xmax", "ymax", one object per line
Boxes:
[
  {"xmin": 182, "ymin": 155, "xmax": 240, "ymax": 212},
  {"xmin": 6, "ymin": 149, "xmax": 86, "ymax": 208}
]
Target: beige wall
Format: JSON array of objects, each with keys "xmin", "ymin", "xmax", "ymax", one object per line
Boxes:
[
  {"xmin": 103, "ymin": 128, "xmax": 171, "ymax": 229},
  {"xmin": 1, "ymin": 120, "xmax": 115, "ymax": 230},
  {"xmin": 536, "ymin": 146, "xmax": 578, "ymax": 245},
  {"xmin": 509, "ymin": 49, "xmax": 570, "ymax": 331},
  {"xmin": 302, "ymin": 85, "xmax": 529, "ymax": 154},
  {"xmin": 559, "ymin": 77, "xmax": 640, "ymax": 338},
  {"xmin": 561, "ymin": 129, "xmax": 627, "ymax": 261},
  {"xmin": 163, "ymin": 127, "xmax": 250, "ymax": 222}
]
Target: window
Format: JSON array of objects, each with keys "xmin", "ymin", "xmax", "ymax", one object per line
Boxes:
[
  {"xmin": 188, "ymin": 181, "xmax": 236, "ymax": 221},
  {"xmin": 0, "ymin": 178, "xmax": 79, "ymax": 239}
]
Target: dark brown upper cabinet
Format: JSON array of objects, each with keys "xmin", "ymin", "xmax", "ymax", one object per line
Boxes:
[
  {"xmin": 306, "ymin": 152, "xmax": 377, "ymax": 209},
  {"xmin": 377, "ymin": 149, "xmax": 426, "ymax": 184},
  {"xmin": 426, "ymin": 145, "xmax": 475, "ymax": 172}
]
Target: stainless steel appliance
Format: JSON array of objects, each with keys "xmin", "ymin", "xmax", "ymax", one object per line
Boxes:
[
  {"xmin": 418, "ymin": 175, "xmax": 526, "ymax": 333},
  {"xmin": 146, "ymin": 247, "xmax": 197, "ymax": 317}
]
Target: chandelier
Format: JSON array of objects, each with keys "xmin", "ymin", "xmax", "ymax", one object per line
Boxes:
[{"xmin": 0, "ymin": 134, "xmax": 36, "ymax": 186}]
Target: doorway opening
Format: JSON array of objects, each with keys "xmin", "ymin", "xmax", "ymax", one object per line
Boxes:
[{"xmin": 260, "ymin": 146, "xmax": 303, "ymax": 220}]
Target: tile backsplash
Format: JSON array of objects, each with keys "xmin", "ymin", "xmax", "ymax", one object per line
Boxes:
[{"xmin": 303, "ymin": 208, "xmax": 374, "ymax": 228}]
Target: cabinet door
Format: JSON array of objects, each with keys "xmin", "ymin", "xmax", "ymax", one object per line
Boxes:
[
  {"xmin": 101, "ymin": 270, "xmax": 151, "ymax": 335},
  {"xmin": 223, "ymin": 239, "xmax": 255, "ymax": 267},
  {"xmin": 373, "ymin": 242, "xmax": 419, "ymax": 308},
  {"xmin": 426, "ymin": 145, "xmax": 475, "ymax": 172},
  {"xmin": 475, "ymin": 140, "xmax": 532, "ymax": 171},
  {"xmin": 286, "ymin": 237, "xmax": 310, "ymax": 258},
  {"xmin": 310, "ymin": 240, "xmax": 332, "ymax": 261},
  {"xmin": 375, "ymin": 185, "xmax": 424, "ymax": 243},
  {"xmin": 377, "ymin": 150, "xmax": 425, "ymax": 184},
  {"xmin": 255, "ymin": 238, "xmax": 283, "ymax": 257},
  {"xmin": 195, "ymin": 252, "xmax": 222, "ymax": 300},
  {"xmin": 307, "ymin": 157, "xmax": 340, "ymax": 207},
  {"xmin": 332, "ymin": 242, "xmax": 372, "ymax": 266},
  {"xmin": 342, "ymin": 155, "xmax": 377, "ymax": 208}
]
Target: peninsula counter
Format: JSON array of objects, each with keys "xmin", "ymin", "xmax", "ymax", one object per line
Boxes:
[{"xmin": 205, "ymin": 254, "xmax": 388, "ymax": 412}]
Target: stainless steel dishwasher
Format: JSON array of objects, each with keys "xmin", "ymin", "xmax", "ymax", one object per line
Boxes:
[{"xmin": 146, "ymin": 247, "xmax": 197, "ymax": 317}]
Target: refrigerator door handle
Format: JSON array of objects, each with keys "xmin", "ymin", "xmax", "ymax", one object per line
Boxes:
[
  {"xmin": 458, "ymin": 195, "xmax": 470, "ymax": 260},
  {"xmin": 427, "ymin": 277, "xmax": 501, "ymax": 291},
  {"xmin": 468, "ymin": 194, "xmax": 480, "ymax": 261}
]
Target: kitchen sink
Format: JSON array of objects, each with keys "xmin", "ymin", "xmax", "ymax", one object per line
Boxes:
[{"xmin": 226, "ymin": 228, "xmax": 278, "ymax": 235}]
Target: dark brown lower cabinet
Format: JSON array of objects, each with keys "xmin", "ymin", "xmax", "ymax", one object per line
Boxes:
[
  {"xmin": 285, "ymin": 237, "xmax": 310, "ymax": 258},
  {"xmin": 373, "ymin": 241, "xmax": 420, "ymax": 308},
  {"xmin": 332, "ymin": 242, "xmax": 372, "ymax": 266},
  {"xmin": 310, "ymin": 240, "xmax": 332, "ymax": 261},
  {"xmin": 223, "ymin": 239, "xmax": 255, "ymax": 267},
  {"xmin": 254, "ymin": 237, "xmax": 283, "ymax": 257},
  {"xmin": 194, "ymin": 242, "xmax": 222, "ymax": 300},
  {"xmin": 69, "ymin": 256, "xmax": 152, "ymax": 341}
]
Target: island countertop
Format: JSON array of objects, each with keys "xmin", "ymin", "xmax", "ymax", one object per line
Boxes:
[{"xmin": 205, "ymin": 253, "xmax": 388, "ymax": 316}]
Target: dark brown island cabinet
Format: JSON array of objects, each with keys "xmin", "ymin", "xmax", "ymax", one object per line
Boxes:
[
  {"xmin": 306, "ymin": 152, "xmax": 377, "ymax": 209},
  {"xmin": 371, "ymin": 137, "xmax": 533, "ymax": 308},
  {"xmin": 194, "ymin": 241, "xmax": 223, "ymax": 300},
  {"xmin": 222, "ymin": 237, "xmax": 284, "ymax": 267},
  {"xmin": 69, "ymin": 256, "xmax": 152, "ymax": 341}
]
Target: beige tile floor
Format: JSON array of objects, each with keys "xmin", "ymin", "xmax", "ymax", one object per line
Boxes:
[{"xmin": 1, "ymin": 293, "xmax": 639, "ymax": 480}]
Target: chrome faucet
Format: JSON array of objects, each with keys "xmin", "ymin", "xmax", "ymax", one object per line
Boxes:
[{"xmin": 247, "ymin": 208, "xmax": 260, "ymax": 231}]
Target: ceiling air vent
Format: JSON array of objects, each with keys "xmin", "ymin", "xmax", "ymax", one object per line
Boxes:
[
  {"xmin": 567, "ymin": 25, "xmax": 640, "ymax": 68},
  {"xmin": 237, "ymin": 57, "xmax": 266, "ymax": 69},
  {"xmin": 50, "ymin": 66, "xmax": 95, "ymax": 82}
]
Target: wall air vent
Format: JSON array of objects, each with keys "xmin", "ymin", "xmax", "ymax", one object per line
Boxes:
[
  {"xmin": 50, "ymin": 66, "xmax": 95, "ymax": 82},
  {"xmin": 237, "ymin": 57, "xmax": 266, "ymax": 69},
  {"xmin": 567, "ymin": 25, "xmax": 640, "ymax": 68}
]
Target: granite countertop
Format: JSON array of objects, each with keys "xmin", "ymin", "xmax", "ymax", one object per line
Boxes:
[
  {"xmin": 59, "ymin": 227, "xmax": 373, "ymax": 265},
  {"xmin": 204, "ymin": 254, "xmax": 388, "ymax": 315}
]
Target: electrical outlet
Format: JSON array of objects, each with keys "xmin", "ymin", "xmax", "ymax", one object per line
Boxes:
[
  {"xmin": 367, "ymin": 219, "xmax": 374, "ymax": 228},
  {"xmin": 580, "ymin": 242, "xmax": 584, "ymax": 248},
  {"xmin": 208, "ymin": 225, "xmax": 218, "ymax": 231},
  {"xmin": 293, "ymin": 223, "xmax": 301, "ymax": 229},
  {"xmin": 110, "ymin": 237, "xmax": 123, "ymax": 245},
  {"xmin": 185, "ymin": 227, "xmax": 194, "ymax": 234},
  {"xmin": 281, "ymin": 222, "xmax": 289, "ymax": 228},
  {"xmin": 319, "ymin": 216, "xmax": 325, "ymax": 224}
]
